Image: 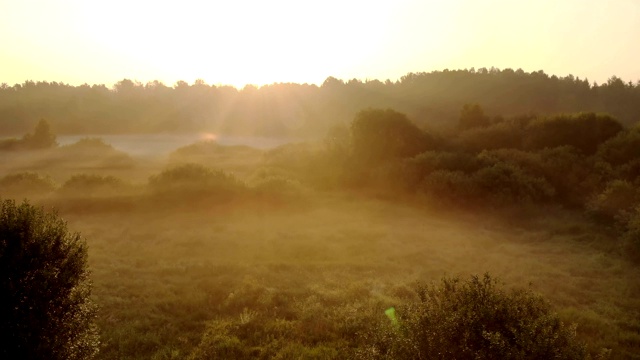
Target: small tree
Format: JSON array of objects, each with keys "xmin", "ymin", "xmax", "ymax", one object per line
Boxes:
[
  {"xmin": 0, "ymin": 199, "xmax": 99, "ymax": 359},
  {"xmin": 22, "ymin": 119, "xmax": 58, "ymax": 149},
  {"xmin": 458, "ymin": 103, "xmax": 491, "ymax": 130},
  {"xmin": 351, "ymin": 108, "xmax": 433, "ymax": 165}
]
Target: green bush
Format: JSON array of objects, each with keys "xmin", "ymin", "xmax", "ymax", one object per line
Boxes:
[
  {"xmin": 403, "ymin": 151, "xmax": 483, "ymax": 189},
  {"xmin": 471, "ymin": 162, "xmax": 555, "ymax": 205},
  {"xmin": 149, "ymin": 163, "xmax": 245, "ymax": 201},
  {"xmin": 63, "ymin": 137, "xmax": 113, "ymax": 151},
  {"xmin": 586, "ymin": 180, "xmax": 639, "ymax": 222},
  {"xmin": 0, "ymin": 119, "xmax": 58, "ymax": 151},
  {"xmin": 419, "ymin": 170, "xmax": 475, "ymax": 205},
  {"xmin": 56, "ymin": 138, "xmax": 134, "ymax": 168},
  {"xmin": 596, "ymin": 127, "xmax": 640, "ymax": 182},
  {"xmin": 263, "ymin": 143, "xmax": 316, "ymax": 171},
  {"xmin": 523, "ymin": 113, "xmax": 623, "ymax": 154},
  {"xmin": 351, "ymin": 109, "xmax": 434, "ymax": 165},
  {"xmin": 361, "ymin": 274, "xmax": 587, "ymax": 360},
  {"xmin": 0, "ymin": 172, "xmax": 56, "ymax": 197},
  {"xmin": 0, "ymin": 199, "xmax": 99, "ymax": 359},
  {"xmin": 458, "ymin": 103, "xmax": 491, "ymax": 130},
  {"xmin": 419, "ymin": 161, "xmax": 555, "ymax": 207},
  {"xmin": 457, "ymin": 121, "xmax": 524, "ymax": 152},
  {"xmin": 251, "ymin": 176, "xmax": 307, "ymax": 203},
  {"xmin": 60, "ymin": 174, "xmax": 128, "ymax": 197},
  {"xmin": 596, "ymin": 127, "xmax": 640, "ymax": 166}
]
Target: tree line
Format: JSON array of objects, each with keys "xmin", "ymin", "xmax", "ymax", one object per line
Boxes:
[{"xmin": 1, "ymin": 68, "xmax": 638, "ymax": 136}]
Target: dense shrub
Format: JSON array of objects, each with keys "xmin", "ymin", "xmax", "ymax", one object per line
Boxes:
[
  {"xmin": 60, "ymin": 174, "xmax": 128, "ymax": 197},
  {"xmin": 596, "ymin": 127, "xmax": 640, "ymax": 183},
  {"xmin": 524, "ymin": 113, "xmax": 623, "ymax": 154},
  {"xmin": 0, "ymin": 199, "xmax": 98, "ymax": 359},
  {"xmin": 56, "ymin": 138, "xmax": 134, "ymax": 168},
  {"xmin": 397, "ymin": 151, "xmax": 480, "ymax": 191},
  {"xmin": 419, "ymin": 170, "xmax": 475, "ymax": 205},
  {"xmin": 251, "ymin": 176, "xmax": 307, "ymax": 203},
  {"xmin": 536, "ymin": 147, "xmax": 602, "ymax": 205},
  {"xmin": 479, "ymin": 147, "xmax": 600, "ymax": 206},
  {"xmin": 188, "ymin": 317, "xmax": 340, "ymax": 360},
  {"xmin": 477, "ymin": 149, "xmax": 542, "ymax": 173},
  {"xmin": 149, "ymin": 163, "xmax": 245, "ymax": 201},
  {"xmin": 361, "ymin": 274, "xmax": 587, "ymax": 360},
  {"xmin": 596, "ymin": 127, "xmax": 640, "ymax": 166},
  {"xmin": 586, "ymin": 180, "xmax": 640, "ymax": 222},
  {"xmin": 0, "ymin": 172, "xmax": 56, "ymax": 197},
  {"xmin": 263, "ymin": 143, "xmax": 317, "ymax": 171},
  {"xmin": 471, "ymin": 162, "xmax": 555, "ymax": 205},
  {"xmin": 62, "ymin": 137, "xmax": 113, "ymax": 151},
  {"xmin": 456, "ymin": 121, "xmax": 524, "ymax": 152},
  {"xmin": 0, "ymin": 119, "xmax": 57, "ymax": 151},
  {"xmin": 458, "ymin": 103, "xmax": 491, "ymax": 130},
  {"xmin": 351, "ymin": 109, "xmax": 434, "ymax": 165},
  {"xmin": 418, "ymin": 161, "xmax": 554, "ymax": 207}
]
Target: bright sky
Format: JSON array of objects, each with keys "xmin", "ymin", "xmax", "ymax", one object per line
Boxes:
[{"xmin": 1, "ymin": 0, "xmax": 639, "ymax": 88}]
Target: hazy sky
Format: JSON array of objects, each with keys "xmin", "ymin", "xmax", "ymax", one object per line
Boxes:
[{"xmin": 2, "ymin": 0, "xmax": 639, "ymax": 88}]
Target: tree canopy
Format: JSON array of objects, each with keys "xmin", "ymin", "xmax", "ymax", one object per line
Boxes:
[{"xmin": 1, "ymin": 68, "xmax": 638, "ymax": 136}]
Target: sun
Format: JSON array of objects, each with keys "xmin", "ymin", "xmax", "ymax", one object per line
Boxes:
[{"xmin": 66, "ymin": 0, "xmax": 397, "ymax": 87}]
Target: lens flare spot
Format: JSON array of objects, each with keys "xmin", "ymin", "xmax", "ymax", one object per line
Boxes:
[{"xmin": 385, "ymin": 307, "xmax": 399, "ymax": 328}]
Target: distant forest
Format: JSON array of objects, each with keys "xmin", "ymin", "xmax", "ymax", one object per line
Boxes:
[{"xmin": 1, "ymin": 68, "xmax": 639, "ymax": 136}]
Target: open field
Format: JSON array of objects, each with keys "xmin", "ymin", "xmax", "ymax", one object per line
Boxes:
[
  {"xmin": 41, "ymin": 194, "xmax": 639, "ymax": 359},
  {"xmin": 1, "ymin": 136, "xmax": 639, "ymax": 359}
]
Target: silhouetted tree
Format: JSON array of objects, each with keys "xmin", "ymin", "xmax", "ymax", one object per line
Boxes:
[{"xmin": 351, "ymin": 109, "xmax": 433, "ymax": 164}]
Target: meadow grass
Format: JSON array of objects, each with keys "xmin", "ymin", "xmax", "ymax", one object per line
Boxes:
[{"xmin": 50, "ymin": 194, "xmax": 640, "ymax": 359}]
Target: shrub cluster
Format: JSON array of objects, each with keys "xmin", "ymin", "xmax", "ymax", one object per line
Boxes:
[
  {"xmin": 148, "ymin": 163, "xmax": 246, "ymax": 202},
  {"xmin": 360, "ymin": 274, "xmax": 587, "ymax": 360},
  {"xmin": 0, "ymin": 172, "xmax": 55, "ymax": 198}
]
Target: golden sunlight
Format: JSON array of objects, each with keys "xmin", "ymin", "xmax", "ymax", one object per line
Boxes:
[{"xmin": 70, "ymin": 0, "xmax": 396, "ymax": 87}]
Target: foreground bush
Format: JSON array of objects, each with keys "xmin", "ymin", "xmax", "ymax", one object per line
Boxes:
[
  {"xmin": 0, "ymin": 199, "xmax": 99, "ymax": 359},
  {"xmin": 361, "ymin": 274, "xmax": 587, "ymax": 360}
]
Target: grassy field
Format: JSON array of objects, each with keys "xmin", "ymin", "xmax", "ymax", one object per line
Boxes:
[
  {"xmin": 51, "ymin": 195, "xmax": 636, "ymax": 359},
  {"xmin": 2, "ymin": 142, "xmax": 639, "ymax": 359}
]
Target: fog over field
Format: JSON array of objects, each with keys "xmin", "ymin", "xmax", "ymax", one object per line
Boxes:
[{"xmin": 1, "ymin": 101, "xmax": 639, "ymax": 358}]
